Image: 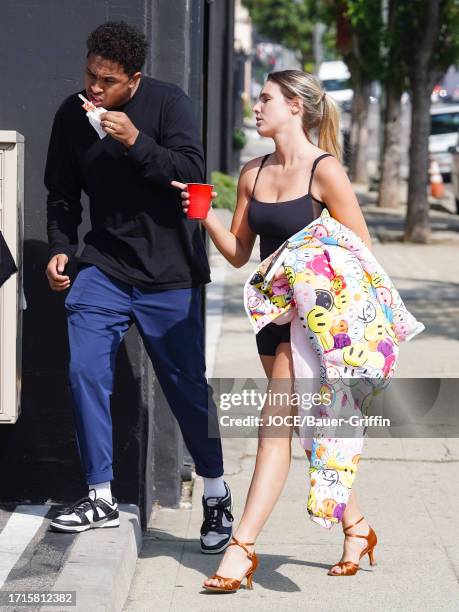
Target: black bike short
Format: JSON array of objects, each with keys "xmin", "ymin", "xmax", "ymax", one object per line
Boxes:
[{"xmin": 255, "ymin": 322, "xmax": 291, "ymax": 356}]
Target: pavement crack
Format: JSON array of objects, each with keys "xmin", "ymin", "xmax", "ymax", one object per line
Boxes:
[{"xmin": 442, "ymin": 442, "xmax": 453, "ymax": 460}]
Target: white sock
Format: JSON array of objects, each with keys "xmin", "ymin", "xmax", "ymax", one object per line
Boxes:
[
  {"xmin": 203, "ymin": 476, "xmax": 226, "ymax": 499},
  {"xmin": 89, "ymin": 481, "xmax": 113, "ymax": 504}
]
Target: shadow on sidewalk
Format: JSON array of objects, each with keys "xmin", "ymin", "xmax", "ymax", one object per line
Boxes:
[{"xmin": 140, "ymin": 529, "xmax": 375, "ymax": 593}]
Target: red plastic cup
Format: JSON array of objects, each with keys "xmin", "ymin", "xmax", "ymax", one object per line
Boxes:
[{"xmin": 186, "ymin": 183, "xmax": 213, "ymax": 219}]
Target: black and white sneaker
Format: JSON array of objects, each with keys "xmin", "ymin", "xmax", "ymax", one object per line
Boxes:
[
  {"xmin": 200, "ymin": 481, "xmax": 233, "ymax": 554},
  {"xmin": 49, "ymin": 488, "xmax": 119, "ymax": 533}
]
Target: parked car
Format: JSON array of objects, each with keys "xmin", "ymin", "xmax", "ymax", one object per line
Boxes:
[
  {"xmin": 449, "ymin": 133, "xmax": 459, "ymax": 213},
  {"xmin": 431, "ymin": 83, "xmax": 448, "ymax": 104},
  {"xmin": 429, "ymin": 104, "xmax": 459, "ymax": 179},
  {"xmin": 437, "ymin": 66, "xmax": 459, "ymax": 103},
  {"xmin": 318, "ymin": 61, "xmax": 353, "ymax": 111}
]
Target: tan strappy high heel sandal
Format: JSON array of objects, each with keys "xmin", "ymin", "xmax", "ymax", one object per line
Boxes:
[
  {"xmin": 203, "ymin": 536, "xmax": 259, "ymax": 592},
  {"xmin": 328, "ymin": 516, "xmax": 377, "ymax": 576}
]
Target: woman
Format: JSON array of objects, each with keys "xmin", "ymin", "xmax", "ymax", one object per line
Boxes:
[{"xmin": 172, "ymin": 70, "xmax": 377, "ymax": 590}]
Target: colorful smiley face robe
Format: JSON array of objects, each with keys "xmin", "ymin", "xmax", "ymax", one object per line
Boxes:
[{"xmin": 244, "ymin": 209, "xmax": 425, "ymax": 528}]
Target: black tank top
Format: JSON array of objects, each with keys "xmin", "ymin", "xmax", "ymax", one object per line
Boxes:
[{"xmin": 248, "ymin": 153, "xmax": 332, "ymax": 261}]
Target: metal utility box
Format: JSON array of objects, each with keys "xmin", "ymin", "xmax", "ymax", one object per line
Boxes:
[{"xmin": 0, "ymin": 131, "xmax": 24, "ymax": 424}]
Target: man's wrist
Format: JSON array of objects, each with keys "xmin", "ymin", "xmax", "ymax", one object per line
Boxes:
[
  {"xmin": 48, "ymin": 248, "xmax": 72, "ymax": 262},
  {"xmin": 125, "ymin": 129, "xmax": 140, "ymax": 149}
]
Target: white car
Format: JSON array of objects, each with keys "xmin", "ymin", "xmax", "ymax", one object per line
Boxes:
[
  {"xmin": 318, "ymin": 61, "xmax": 353, "ymax": 110},
  {"xmin": 429, "ymin": 104, "xmax": 459, "ymax": 177}
]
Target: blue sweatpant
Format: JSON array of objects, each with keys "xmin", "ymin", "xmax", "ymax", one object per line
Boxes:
[{"xmin": 64, "ymin": 264, "xmax": 223, "ymax": 485}]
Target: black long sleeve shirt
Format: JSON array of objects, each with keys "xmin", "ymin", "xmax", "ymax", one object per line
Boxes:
[{"xmin": 45, "ymin": 76, "xmax": 210, "ymax": 290}]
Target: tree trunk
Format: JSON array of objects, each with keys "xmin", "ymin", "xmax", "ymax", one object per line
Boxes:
[
  {"xmin": 404, "ymin": 0, "xmax": 441, "ymax": 243},
  {"xmin": 379, "ymin": 85, "xmax": 403, "ymax": 208},
  {"xmin": 378, "ymin": 0, "xmax": 403, "ymax": 208},
  {"xmin": 349, "ymin": 77, "xmax": 370, "ymax": 184},
  {"xmin": 404, "ymin": 77, "xmax": 432, "ymax": 241}
]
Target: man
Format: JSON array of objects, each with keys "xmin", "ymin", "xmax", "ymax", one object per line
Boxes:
[{"xmin": 45, "ymin": 21, "xmax": 232, "ymax": 554}]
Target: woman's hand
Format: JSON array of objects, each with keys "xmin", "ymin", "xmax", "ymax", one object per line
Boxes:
[
  {"xmin": 169, "ymin": 162, "xmax": 256, "ymax": 268},
  {"xmin": 170, "ymin": 180, "xmax": 218, "ymax": 216}
]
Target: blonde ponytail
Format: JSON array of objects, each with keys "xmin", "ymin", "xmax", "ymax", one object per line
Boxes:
[
  {"xmin": 267, "ymin": 70, "xmax": 342, "ymax": 162},
  {"xmin": 318, "ymin": 94, "xmax": 342, "ymax": 161}
]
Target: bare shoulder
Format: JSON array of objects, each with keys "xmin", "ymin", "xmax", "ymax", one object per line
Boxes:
[
  {"xmin": 314, "ymin": 155, "xmax": 350, "ymax": 188},
  {"xmin": 310, "ymin": 154, "xmax": 354, "ymax": 204},
  {"xmin": 238, "ymin": 154, "xmax": 271, "ymax": 194},
  {"xmin": 316, "ymin": 154, "xmax": 345, "ymax": 176},
  {"xmin": 240, "ymin": 155, "xmax": 270, "ymax": 176}
]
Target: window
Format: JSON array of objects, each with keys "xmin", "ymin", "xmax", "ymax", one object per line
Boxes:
[
  {"xmin": 430, "ymin": 112, "xmax": 459, "ymax": 135},
  {"xmin": 322, "ymin": 78, "xmax": 351, "ymax": 92}
]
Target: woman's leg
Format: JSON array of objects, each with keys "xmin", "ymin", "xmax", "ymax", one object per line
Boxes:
[
  {"xmin": 328, "ymin": 488, "xmax": 373, "ymax": 573},
  {"xmin": 204, "ymin": 342, "xmax": 294, "ymax": 587},
  {"xmin": 305, "ymin": 434, "xmax": 371, "ymax": 570}
]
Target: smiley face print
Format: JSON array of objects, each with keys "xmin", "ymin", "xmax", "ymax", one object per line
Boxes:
[
  {"xmin": 342, "ymin": 343, "xmax": 369, "ymax": 367},
  {"xmin": 347, "ymin": 320, "xmax": 365, "ymax": 341},
  {"xmin": 357, "ymin": 300, "xmax": 377, "ymax": 323},
  {"xmin": 364, "ymin": 320, "xmax": 386, "ymax": 342},
  {"xmin": 344, "ymin": 258, "xmax": 364, "ymax": 281},
  {"xmin": 333, "ymin": 288, "xmax": 351, "ymax": 313},
  {"xmin": 329, "ymin": 483, "xmax": 349, "ymax": 504},
  {"xmin": 307, "ymin": 306, "xmax": 332, "ymax": 333},
  {"xmin": 331, "ymin": 320, "xmax": 348, "ymax": 335},
  {"xmin": 312, "ymin": 224, "xmax": 329, "ymax": 239},
  {"xmin": 370, "ymin": 272, "xmax": 385, "ymax": 288},
  {"xmin": 376, "ymin": 286, "xmax": 393, "ymax": 307},
  {"xmin": 315, "ymin": 289, "xmax": 333, "ymax": 310},
  {"xmin": 309, "ymin": 254, "xmax": 334, "ymax": 279},
  {"xmin": 313, "ymin": 468, "xmax": 340, "ymax": 488},
  {"xmin": 284, "ymin": 251, "xmax": 298, "ymax": 268},
  {"xmin": 335, "ymin": 232, "xmax": 353, "ymax": 250},
  {"xmin": 322, "ymin": 498, "xmax": 338, "ymax": 517}
]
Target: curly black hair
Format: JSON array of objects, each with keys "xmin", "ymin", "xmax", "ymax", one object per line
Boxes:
[{"xmin": 86, "ymin": 21, "xmax": 148, "ymax": 76}]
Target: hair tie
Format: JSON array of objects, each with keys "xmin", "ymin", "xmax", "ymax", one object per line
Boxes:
[{"xmin": 321, "ymin": 92, "xmax": 326, "ymax": 102}]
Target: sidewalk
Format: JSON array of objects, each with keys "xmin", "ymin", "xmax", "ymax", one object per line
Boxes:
[
  {"xmin": 125, "ymin": 127, "xmax": 459, "ymax": 608},
  {"xmin": 0, "ymin": 503, "xmax": 141, "ymax": 612}
]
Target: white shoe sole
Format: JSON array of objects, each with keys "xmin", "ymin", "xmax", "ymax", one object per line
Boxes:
[
  {"xmin": 200, "ymin": 535, "xmax": 232, "ymax": 554},
  {"xmin": 201, "ymin": 488, "xmax": 233, "ymax": 554},
  {"xmin": 50, "ymin": 517, "xmax": 120, "ymax": 533}
]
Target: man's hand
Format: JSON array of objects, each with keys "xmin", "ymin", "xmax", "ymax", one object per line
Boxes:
[
  {"xmin": 46, "ymin": 254, "xmax": 70, "ymax": 291},
  {"xmin": 100, "ymin": 112, "xmax": 139, "ymax": 148}
]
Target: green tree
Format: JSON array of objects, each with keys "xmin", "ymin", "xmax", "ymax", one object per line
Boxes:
[
  {"xmin": 377, "ymin": 0, "xmax": 407, "ymax": 209},
  {"xmin": 242, "ymin": 0, "xmax": 316, "ymax": 69},
  {"xmin": 330, "ymin": 0, "xmax": 384, "ymax": 183},
  {"xmin": 243, "ymin": 0, "xmax": 381, "ymax": 182},
  {"xmin": 399, "ymin": 0, "xmax": 459, "ymax": 242}
]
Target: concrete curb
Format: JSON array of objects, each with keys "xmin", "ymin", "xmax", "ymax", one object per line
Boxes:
[{"xmin": 41, "ymin": 505, "xmax": 142, "ymax": 612}]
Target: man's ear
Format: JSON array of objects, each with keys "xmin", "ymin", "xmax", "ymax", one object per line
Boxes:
[{"xmin": 129, "ymin": 71, "xmax": 142, "ymax": 88}]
